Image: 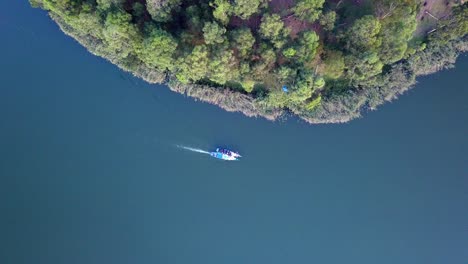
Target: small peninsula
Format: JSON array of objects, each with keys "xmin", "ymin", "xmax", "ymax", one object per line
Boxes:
[{"xmin": 30, "ymin": 0, "xmax": 467, "ymax": 123}]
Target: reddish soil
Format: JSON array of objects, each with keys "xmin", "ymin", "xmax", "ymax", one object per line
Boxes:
[
  {"xmin": 283, "ymin": 16, "xmax": 322, "ymax": 39},
  {"xmin": 229, "ymin": 14, "xmax": 262, "ymax": 30},
  {"xmin": 228, "ymin": 0, "xmax": 324, "ymax": 40},
  {"xmin": 269, "ymin": 0, "xmax": 295, "ymax": 13}
]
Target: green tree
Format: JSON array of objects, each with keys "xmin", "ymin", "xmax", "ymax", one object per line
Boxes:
[
  {"xmin": 296, "ymin": 31, "xmax": 320, "ymax": 64},
  {"xmin": 103, "ymin": 10, "xmax": 141, "ymax": 59},
  {"xmin": 306, "ymin": 95, "xmax": 322, "ymax": 110},
  {"xmin": 346, "ymin": 52, "xmax": 383, "ymax": 81},
  {"xmin": 252, "ymin": 47, "xmax": 276, "ymax": 79},
  {"xmin": 96, "ymin": 0, "xmax": 125, "ymax": 11},
  {"xmin": 147, "ymin": 0, "xmax": 182, "ymax": 22},
  {"xmin": 320, "ymin": 50, "xmax": 345, "ymax": 79},
  {"xmin": 208, "ymin": 48, "xmax": 239, "ymax": 84},
  {"xmin": 138, "ymin": 25, "xmax": 178, "ymax": 71},
  {"xmin": 210, "ymin": 0, "xmax": 232, "ymax": 25},
  {"xmin": 319, "ymin": 11, "xmax": 336, "ymax": 31},
  {"xmin": 282, "ymin": 47, "xmax": 297, "ymax": 58},
  {"xmin": 259, "ymin": 14, "xmax": 290, "ymax": 49},
  {"xmin": 261, "ymin": 70, "xmax": 320, "ymax": 108},
  {"xmin": 230, "ymin": 28, "xmax": 256, "ymax": 58},
  {"xmin": 377, "ymin": 2, "xmax": 417, "ymax": 64},
  {"xmin": 232, "ymin": 0, "xmax": 268, "ymax": 19},
  {"xmin": 176, "ymin": 45, "xmax": 210, "ymax": 83},
  {"xmin": 345, "ymin": 15, "xmax": 382, "ymax": 53},
  {"xmin": 203, "ymin": 22, "xmax": 227, "ymax": 44},
  {"xmin": 292, "ymin": 0, "xmax": 325, "ymax": 23},
  {"xmin": 43, "ymin": 0, "xmax": 83, "ymax": 15}
]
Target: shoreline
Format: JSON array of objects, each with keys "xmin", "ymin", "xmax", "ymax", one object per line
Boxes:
[{"xmin": 50, "ymin": 14, "xmax": 466, "ymax": 124}]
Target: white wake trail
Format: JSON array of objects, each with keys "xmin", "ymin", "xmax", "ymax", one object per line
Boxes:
[{"xmin": 176, "ymin": 145, "xmax": 211, "ymax": 155}]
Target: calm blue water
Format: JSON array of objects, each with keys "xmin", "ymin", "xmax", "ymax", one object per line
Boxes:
[{"xmin": 1, "ymin": 2, "xmax": 467, "ymax": 264}]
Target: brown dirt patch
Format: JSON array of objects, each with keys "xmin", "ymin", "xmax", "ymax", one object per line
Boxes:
[
  {"xmin": 269, "ymin": 0, "xmax": 295, "ymax": 13},
  {"xmin": 229, "ymin": 14, "xmax": 262, "ymax": 31},
  {"xmin": 415, "ymin": 0, "xmax": 455, "ymax": 37},
  {"xmin": 283, "ymin": 16, "xmax": 321, "ymax": 39}
]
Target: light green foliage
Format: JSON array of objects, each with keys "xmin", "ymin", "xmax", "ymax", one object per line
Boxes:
[
  {"xmin": 208, "ymin": 48, "xmax": 239, "ymax": 84},
  {"xmin": 320, "ymin": 49, "xmax": 345, "ymax": 79},
  {"xmin": 343, "ymin": 15, "xmax": 384, "ymax": 81},
  {"xmin": 230, "ymin": 28, "xmax": 255, "ymax": 58},
  {"xmin": 147, "ymin": 0, "xmax": 182, "ymax": 22},
  {"xmin": 259, "ymin": 14, "xmax": 290, "ymax": 48},
  {"xmin": 103, "ymin": 10, "xmax": 141, "ymax": 59},
  {"xmin": 282, "ymin": 47, "xmax": 296, "ymax": 58},
  {"xmin": 319, "ymin": 11, "xmax": 336, "ymax": 31},
  {"xmin": 138, "ymin": 25, "xmax": 178, "ymax": 71},
  {"xmin": 232, "ymin": 0, "xmax": 269, "ymax": 19},
  {"xmin": 177, "ymin": 45, "xmax": 239, "ymax": 84},
  {"xmin": 296, "ymin": 31, "xmax": 320, "ymax": 64},
  {"xmin": 259, "ymin": 14, "xmax": 285, "ymax": 39},
  {"xmin": 346, "ymin": 15, "xmax": 382, "ymax": 52},
  {"xmin": 176, "ymin": 45, "xmax": 210, "ymax": 83},
  {"xmin": 66, "ymin": 10, "xmax": 104, "ymax": 39},
  {"xmin": 306, "ymin": 95, "xmax": 321, "ymax": 110},
  {"xmin": 43, "ymin": 0, "xmax": 82, "ymax": 15},
  {"xmin": 291, "ymin": 74, "xmax": 314, "ymax": 105},
  {"xmin": 203, "ymin": 22, "xmax": 227, "ymax": 44},
  {"xmin": 241, "ymin": 79, "xmax": 256, "ymax": 92},
  {"xmin": 314, "ymin": 77, "xmax": 325, "ymax": 89},
  {"xmin": 210, "ymin": 0, "xmax": 232, "ymax": 25},
  {"xmin": 292, "ymin": 0, "xmax": 325, "ymax": 23}
]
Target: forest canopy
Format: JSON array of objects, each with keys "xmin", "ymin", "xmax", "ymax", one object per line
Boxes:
[{"xmin": 30, "ymin": 0, "xmax": 467, "ymax": 122}]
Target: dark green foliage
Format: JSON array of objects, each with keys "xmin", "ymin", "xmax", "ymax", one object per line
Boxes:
[
  {"xmin": 377, "ymin": 1, "xmax": 417, "ymax": 64},
  {"xmin": 147, "ymin": 0, "xmax": 182, "ymax": 22},
  {"xmin": 319, "ymin": 11, "xmax": 336, "ymax": 31},
  {"xmin": 320, "ymin": 49, "xmax": 344, "ymax": 79},
  {"xmin": 345, "ymin": 15, "xmax": 382, "ymax": 53}
]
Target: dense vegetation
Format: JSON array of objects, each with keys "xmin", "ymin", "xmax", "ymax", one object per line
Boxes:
[{"xmin": 30, "ymin": 0, "xmax": 467, "ymax": 123}]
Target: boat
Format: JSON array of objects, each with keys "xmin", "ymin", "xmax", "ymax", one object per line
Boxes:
[{"xmin": 210, "ymin": 147, "xmax": 242, "ymax": 161}]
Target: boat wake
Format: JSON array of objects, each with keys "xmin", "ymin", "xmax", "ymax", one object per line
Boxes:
[{"xmin": 176, "ymin": 145, "xmax": 211, "ymax": 155}]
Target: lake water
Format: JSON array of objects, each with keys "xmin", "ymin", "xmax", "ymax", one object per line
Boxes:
[{"xmin": 1, "ymin": 2, "xmax": 467, "ymax": 264}]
